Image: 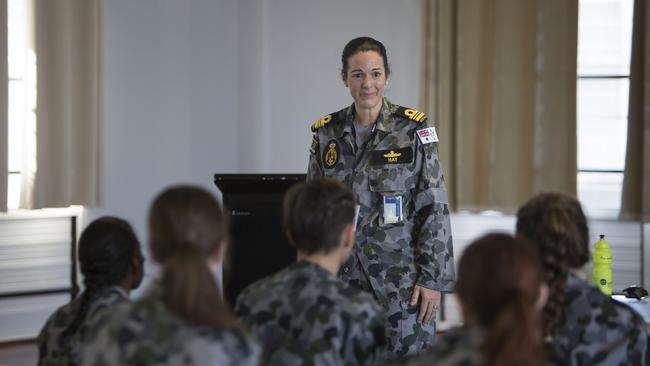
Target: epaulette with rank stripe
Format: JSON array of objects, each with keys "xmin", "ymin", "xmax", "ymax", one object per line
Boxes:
[
  {"xmin": 311, "ymin": 113, "xmax": 336, "ymax": 132},
  {"xmin": 394, "ymin": 106, "xmax": 428, "ymax": 123}
]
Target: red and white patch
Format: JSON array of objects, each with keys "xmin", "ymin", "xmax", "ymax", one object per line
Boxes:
[{"xmin": 417, "ymin": 127, "xmax": 439, "ymax": 144}]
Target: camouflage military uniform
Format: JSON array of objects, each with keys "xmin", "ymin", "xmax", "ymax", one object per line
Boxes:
[
  {"xmin": 387, "ymin": 326, "xmax": 484, "ymax": 366},
  {"xmin": 549, "ymin": 273, "xmax": 649, "ymax": 365},
  {"xmin": 37, "ymin": 286, "xmax": 129, "ymax": 366},
  {"xmin": 235, "ymin": 260, "xmax": 387, "ymax": 366},
  {"xmin": 80, "ymin": 280, "xmax": 261, "ymax": 366},
  {"xmin": 307, "ymin": 98, "xmax": 455, "ymax": 359}
]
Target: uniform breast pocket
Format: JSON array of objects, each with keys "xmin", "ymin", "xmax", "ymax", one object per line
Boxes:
[{"xmin": 369, "ymin": 167, "xmax": 416, "ymax": 227}]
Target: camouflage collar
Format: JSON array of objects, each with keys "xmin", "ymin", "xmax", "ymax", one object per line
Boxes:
[
  {"xmin": 376, "ymin": 97, "xmax": 399, "ymax": 133},
  {"xmin": 565, "ymin": 272, "xmax": 584, "ymax": 290},
  {"xmin": 343, "ymin": 97, "xmax": 398, "ymax": 135},
  {"xmin": 87, "ymin": 285, "xmax": 129, "ymax": 302},
  {"xmin": 294, "ymin": 259, "xmax": 338, "ymax": 279}
]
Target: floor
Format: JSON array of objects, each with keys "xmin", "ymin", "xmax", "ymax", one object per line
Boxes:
[{"xmin": 0, "ymin": 341, "xmax": 37, "ymax": 366}]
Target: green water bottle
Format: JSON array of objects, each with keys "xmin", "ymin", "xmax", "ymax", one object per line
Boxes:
[{"xmin": 592, "ymin": 234, "xmax": 613, "ymax": 295}]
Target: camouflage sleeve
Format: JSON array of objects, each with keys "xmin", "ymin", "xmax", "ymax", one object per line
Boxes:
[
  {"xmin": 307, "ymin": 133, "xmax": 323, "ymax": 180},
  {"xmin": 79, "ymin": 311, "xmax": 123, "ymax": 365},
  {"xmin": 412, "ymin": 139, "xmax": 455, "ymax": 293},
  {"xmin": 36, "ymin": 320, "xmax": 48, "ymax": 365},
  {"xmin": 275, "ymin": 301, "xmax": 386, "ymax": 366}
]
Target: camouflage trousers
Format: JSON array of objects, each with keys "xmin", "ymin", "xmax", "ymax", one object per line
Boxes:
[{"xmin": 347, "ymin": 259, "xmax": 436, "ymax": 360}]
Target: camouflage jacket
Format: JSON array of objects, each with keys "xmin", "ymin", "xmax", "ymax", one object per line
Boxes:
[
  {"xmin": 307, "ymin": 98, "xmax": 455, "ymax": 305},
  {"xmin": 37, "ymin": 286, "xmax": 129, "ymax": 366},
  {"xmin": 80, "ymin": 280, "xmax": 261, "ymax": 366},
  {"xmin": 388, "ymin": 326, "xmax": 483, "ymax": 366},
  {"xmin": 235, "ymin": 260, "xmax": 387, "ymax": 366},
  {"xmin": 549, "ymin": 273, "xmax": 649, "ymax": 365}
]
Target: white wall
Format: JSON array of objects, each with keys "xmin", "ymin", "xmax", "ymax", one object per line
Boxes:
[
  {"xmin": 86, "ymin": 0, "xmax": 241, "ymax": 282},
  {"xmin": 85, "ymin": 0, "xmax": 421, "ymax": 290}
]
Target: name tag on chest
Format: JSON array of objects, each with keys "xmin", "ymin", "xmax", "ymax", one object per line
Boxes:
[{"xmin": 371, "ymin": 147, "xmax": 413, "ymax": 165}]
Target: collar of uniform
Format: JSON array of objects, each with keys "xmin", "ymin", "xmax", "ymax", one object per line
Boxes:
[
  {"xmin": 294, "ymin": 259, "xmax": 338, "ymax": 280},
  {"xmin": 375, "ymin": 97, "xmax": 398, "ymax": 133},
  {"xmin": 343, "ymin": 97, "xmax": 397, "ymax": 134},
  {"xmin": 86, "ymin": 285, "xmax": 129, "ymax": 302},
  {"xmin": 342, "ymin": 103, "xmax": 358, "ymax": 138}
]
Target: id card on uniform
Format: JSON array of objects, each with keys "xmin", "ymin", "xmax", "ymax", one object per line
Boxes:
[{"xmin": 383, "ymin": 196, "xmax": 403, "ymax": 224}]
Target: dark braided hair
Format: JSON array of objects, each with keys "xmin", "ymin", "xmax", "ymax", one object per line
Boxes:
[
  {"xmin": 59, "ymin": 216, "xmax": 141, "ymax": 344},
  {"xmin": 515, "ymin": 193, "xmax": 589, "ymax": 341}
]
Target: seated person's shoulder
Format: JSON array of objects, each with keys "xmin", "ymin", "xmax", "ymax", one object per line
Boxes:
[
  {"xmin": 235, "ymin": 268, "xmax": 295, "ymax": 315},
  {"xmin": 565, "ymin": 277, "xmax": 644, "ymax": 325},
  {"xmin": 185, "ymin": 334, "xmax": 261, "ymax": 366},
  {"xmin": 40, "ymin": 299, "xmax": 79, "ymax": 335},
  {"xmin": 556, "ymin": 275, "xmax": 647, "ymax": 362},
  {"xmin": 83, "ymin": 300, "xmax": 132, "ymax": 340},
  {"xmin": 194, "ymin": 326, "xmax": 261, "ymax": 355},
  {"xmin": 86, "ymin": 286, "xmax": 130, "ymax": 320}
]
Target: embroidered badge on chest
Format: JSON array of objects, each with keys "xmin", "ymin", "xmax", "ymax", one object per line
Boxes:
[
  {"xmin": 323, "ymin": 140, "xmax": 340, "ymax": 168},
  {"xmin": 371, "ymin": 147, "xmax": 414, "ymax": 165}
]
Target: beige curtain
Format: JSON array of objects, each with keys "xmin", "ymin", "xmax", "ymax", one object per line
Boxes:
[
  {"xmin": 420, "ymin": 0, "xmax": 578, "ymax": 213},
  {"xmin": 31, "ymin": 0, "xmax": 103, "ymax": 208},
  {"xmin": 621, "ymin": 0, "xmax": 650, "ymax": 222},
  {"xmin": 0, "ymin": 0, "xmax": 7, "ymax": 212}
]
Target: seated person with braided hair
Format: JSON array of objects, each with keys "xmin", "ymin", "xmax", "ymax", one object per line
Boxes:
[
  {"xmin": 81, "ymin": 186, "xmax": 261, "ymax": 365},
  {"xmin": 37, "ymin": 216, "xmax": 144, "ymax": 366},
  {"xmin": 235, "ymin": 178, "xmax": 387, "ymax": 365},
  {"xmin": 516, "ymin": 193, "xmax": 648, "ymax": 365}
]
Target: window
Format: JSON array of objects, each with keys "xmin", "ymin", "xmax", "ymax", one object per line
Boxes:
[
  {"xmin": 577, "ymin": 0, "xmax": 633, "ymax": 218},
  {"xmin": 7, "ymin": 0, "xmax": 36, "ymax": 210}
]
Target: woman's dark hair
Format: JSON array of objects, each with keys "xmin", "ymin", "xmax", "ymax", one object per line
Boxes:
[
  {"xmin": 149, "ymin": 185, "xmax": 238, "ymax": 328},
  {"xmin": 283, "ymin": 178, "xmax": 356, "ymax": 255},
  {"xmin": 341, "ymin": 36, "xmax": 391, "ymax": 77},
  {"xmin": 515, "ymin": 192, "xmax": 589, "ymax": 340},
  {"xmin": 456, "ymin": 233, "xmax": 546, "ymax": 366},
  {"xmin": 60, "ymin": 216, "xmax": 141, "ymax": 343}
]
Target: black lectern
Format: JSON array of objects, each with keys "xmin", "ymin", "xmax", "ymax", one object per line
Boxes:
[{"xmin": 214, "ymin": 174, "xmax": 305, "ymax": 304}]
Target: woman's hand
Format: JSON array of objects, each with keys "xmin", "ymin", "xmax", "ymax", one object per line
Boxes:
[{"xmin": 410, "ymin": 285, "xmax": 440, "ymax": 325}]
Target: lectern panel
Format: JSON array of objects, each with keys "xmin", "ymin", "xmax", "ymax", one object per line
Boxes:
[{"xmin": 214, "ymin": 174, "xmax": 304, "ymax": 304}]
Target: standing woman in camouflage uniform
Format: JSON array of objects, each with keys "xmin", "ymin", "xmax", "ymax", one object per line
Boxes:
[
  {"xmin": 516, "ymin": 193, "xmax": 648, "ymax": 365},
  {"xmin": 38, "ymin": 216, "xmax": 144, "ymax": 366},
  {"xmin": 81, "ymin": 186, "xmax": 261, "ymax": 365},
  {"xmin": 307, "ymin": 37, "xmax": 455, "ymax": 359}
]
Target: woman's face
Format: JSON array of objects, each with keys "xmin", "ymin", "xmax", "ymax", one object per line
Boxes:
[{"xmin": 343, "ymin": 51, "xmax": 388, "ymax": 112}]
